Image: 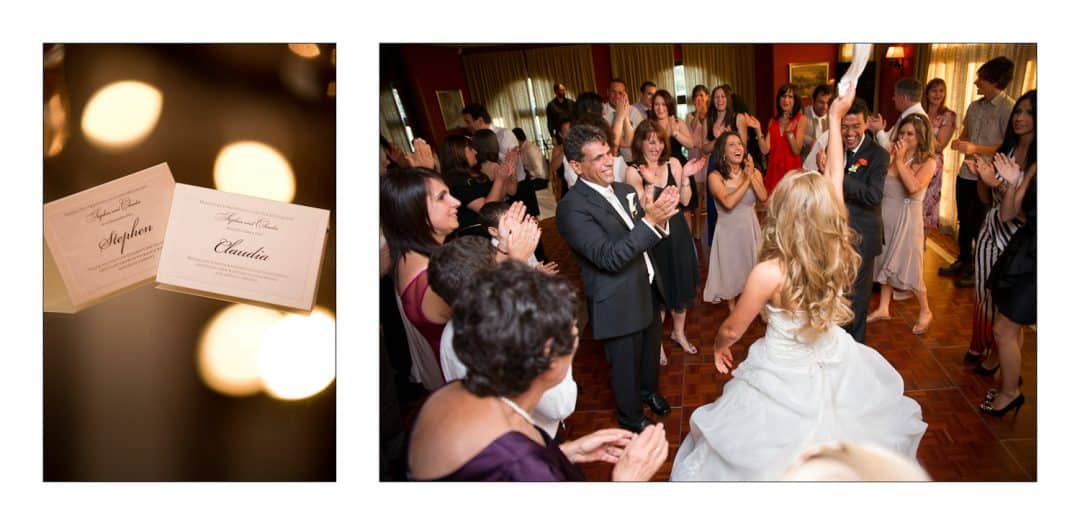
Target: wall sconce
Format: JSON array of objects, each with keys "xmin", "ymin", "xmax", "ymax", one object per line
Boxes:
[{"xmin": 886, "ymin": 45, "xmax": 906, "ymax": 71}]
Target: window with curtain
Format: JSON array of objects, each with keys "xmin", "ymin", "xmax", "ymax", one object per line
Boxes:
[
  {"xmin": 682, "ymin": 45, "xmax": 757, "ymax": 111},
  {"xmin": 524, "ymin": 45, "xmax": 597, "ymax": 145},
  {"xmin": 462, "ymin": 50, "xmax": 534, "ymax": 142},
  {"xmin": 920, "ymin": 43, "xmax": 1036, "ymax": 234},
  {"xmin": 610, "ymin": 45, "xmax": 676, "ymax": 99}
]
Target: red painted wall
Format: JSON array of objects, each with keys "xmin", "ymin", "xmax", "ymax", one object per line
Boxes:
[
  {"xmin": 754, "ymin": 44, "xmax": 774, "ymax": 121},
  {"xmin": 770, "ymin": 44, "xmax": 838, "ymax": 113},
  {"xmin": 877, "ymin": 44, "xmax": 917, "ymax": 127},
  {"xmin": 398, "ymin": 45, "xmax": 470, "ymax": 145},
  {"xmin": 591, "ymin": 44, "xmax": 612, "ymax": 93}
]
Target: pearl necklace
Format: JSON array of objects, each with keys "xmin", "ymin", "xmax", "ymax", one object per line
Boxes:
[{"xmin": 498, "ymin": 396, "xmax": 537, "ymax": 427}]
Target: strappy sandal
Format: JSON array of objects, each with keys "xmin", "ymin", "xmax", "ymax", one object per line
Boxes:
[{"xmin": 671, "ymin": 333, "xmax": 698, "ymax": 355}]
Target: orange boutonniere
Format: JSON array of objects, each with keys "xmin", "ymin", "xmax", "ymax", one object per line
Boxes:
[{"xmin": 856, "ymin": 158, "xmax": 868, "ymax": 167}]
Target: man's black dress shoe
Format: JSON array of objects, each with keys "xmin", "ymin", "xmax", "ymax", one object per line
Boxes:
[
  {"xmin": 642, "ymin": 392, "xmax": 671, "ymax": 417},
  {"xmin": 938, "ymin": 260, "xmax": 966, "ymax": 276},
  {"xmin": 955, "ymin": 273, "xmax": 976, "ymax": 288},
  {"xmin": 618, "ymin": 415, "xmax": 657, "ymax": 433}
]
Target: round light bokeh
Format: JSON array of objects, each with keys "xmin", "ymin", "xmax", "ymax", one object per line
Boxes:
[
  {"xmin": 81, "ymin": 80, "xmax": 163, "ymax": 150},
  {"xmin": 197, "ymin": 304, "xmax": 285, "ymax": 397},
  {"xmin": 288, "ymin": 44, "xmax": 320, "ymax": 59},
  {"xmin": 213, "ymin": 141, "xmax": 296, "ymax": 202},
  {"xmin": 258, "ymin": 307, "xmax": 336, "ymax": 400}
]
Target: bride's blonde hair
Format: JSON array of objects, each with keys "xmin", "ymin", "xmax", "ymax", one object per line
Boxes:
[{"xmin": 758, "ymin": 170, "xmax": 861, "ymax": 340}]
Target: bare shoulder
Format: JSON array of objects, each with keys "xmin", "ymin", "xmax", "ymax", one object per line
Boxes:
[
  {"xmin": 751, "ymin": 258, "xmax": 784, "ymax": 286},
  {"xmin": 408, "ymin": 383, "xmax": 514, "ymax": 479}
]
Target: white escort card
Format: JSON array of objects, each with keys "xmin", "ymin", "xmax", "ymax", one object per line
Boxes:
[
  {"xmin": 44, "ymin": 163, "xmax": 176, "ymax": 313},
  {"xmin": 155, "ymin": 183, "xmax": 330, "ymax": 314}
]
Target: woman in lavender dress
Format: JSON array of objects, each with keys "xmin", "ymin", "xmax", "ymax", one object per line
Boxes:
[{"xmin": 407, "ymin": 262, "xmax": 668, "ymax": 481}]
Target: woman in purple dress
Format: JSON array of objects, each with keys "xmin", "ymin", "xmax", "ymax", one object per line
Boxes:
[
  {"xmin": 921, "ymin": 78, "xmax": 957, "ymax": 230},
  {"xmin": 407, "ymin": 261, "xmax": 669, "ymax": 481}
]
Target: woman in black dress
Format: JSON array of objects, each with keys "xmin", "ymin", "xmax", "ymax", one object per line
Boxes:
[
  {"xmin": 649, "ymin": 90, "xmax": 699, "ymax": 232},
  {"xmin": 438, "ymin": 131, "xmax": 515, "ymax": 238},
  {"xmin": 624, "ymin": 119, "xmax": 707, "ymax": 364},
  {"xmin": 982, "ymin": 144, "xmax": 1036, "ymax": 417}
]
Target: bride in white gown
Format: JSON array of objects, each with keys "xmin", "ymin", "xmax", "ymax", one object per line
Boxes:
[{"xmin": 670, "ymin": 87, "xmax": 927, "ymax": 481}]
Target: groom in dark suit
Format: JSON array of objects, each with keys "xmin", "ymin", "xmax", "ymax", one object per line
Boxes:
[
  {"xmin": 556, "ymin": 123, "xmax": 680, "ymax": 432},
  {"xmin": 840, "ymin": 98, "xmax": 888, "ymax": 343}
]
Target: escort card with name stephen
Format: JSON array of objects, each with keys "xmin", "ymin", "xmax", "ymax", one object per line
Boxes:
[
  {"xmin": 155, "ymin": 184, "xmax": 330, "ymax": 314},
  {"xmin": 44, "ymin": 163, "xmax": 176, "ymax": 313}
]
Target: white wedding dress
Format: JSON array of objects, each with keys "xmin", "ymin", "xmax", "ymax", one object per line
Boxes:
[{"xmin": 670, "ymin": 304, "xmax": 927, "ymax": 481}]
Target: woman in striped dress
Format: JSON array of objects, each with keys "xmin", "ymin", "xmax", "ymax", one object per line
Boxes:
[{"xmin": 964, "ymin": 91, "xmax": 1036, "ymax": 375}]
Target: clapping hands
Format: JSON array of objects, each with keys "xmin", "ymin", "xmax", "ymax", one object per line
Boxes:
[
  {"xmin": 642, "ymin": 184, "xmax": 680, "ymax": 229},
  {"xmin": 868, "ymin": 114, "xmax": 887, "ymax": 134},
  {"xmin": 964, "ymin": 155, "xmax": 994, "ymax": 181},
  {"xmin": 684, "ymin": 156, "xmax": 707, "ymax": 176},
  {"xmin": 611, "ymin": 423, "xmax": 669, "ymax": 481},
  {"xmin": 745, "ymin": 115, "xmax": 762, "ymax": 132},
  {"xmin": 992, "ymin": 153, "xmax": 1023, "ymax": 185},
  {"xmin": 401, "ymin": 138, "xmax": 436, "ymax": 170},
  {"xmin": 560, "ymin": 423, "xmax": 669, "ymax": 481},
  {"xmin": 497, "ymin": 201, "xmax": 541, "ymax": 262}
]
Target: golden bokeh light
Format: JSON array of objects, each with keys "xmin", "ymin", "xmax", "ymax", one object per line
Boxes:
[
  {"xmin": 288, "ymin": 44, "xmax": 320, "ymax": 59},
  {"xmin": 81, "ymin": 80, "xmax": 163, "ymax": 150},
  {"xmin": 213, "ymin": 141, "xmax": 296, "ymax": 202},
  {"xmin": 258, "ymin": 307, "xmax": 336, "ymax": 400},
  {"xmin": 197, "ymin": 304, "xmax": 285, "ymax": 397}
]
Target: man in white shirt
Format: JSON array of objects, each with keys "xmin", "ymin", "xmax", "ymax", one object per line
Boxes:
[
  {"xmin": 801, "ymin": 84, "xmax": 832, "ymax": 161},
  {"xmin": 462, "ymin": 103, "xmax": 525, "ymax": 182},
  {"xmin": 868, "ymin": 78, "xmax": 927, "ymax": 148},
  {"xmin": 555, "ymin": 123, "xmax": 678, "ymax": 433},
  {"xmin": 602, "ymin": 78, "xmax": 646, "ymax": 163},
  {"xmin": 428, "ymin": 236, "xmax": 575, "ymax": 439},
  {"xmin": 633, "ymin": 81, "xmax": 657, "ymax": 117}
]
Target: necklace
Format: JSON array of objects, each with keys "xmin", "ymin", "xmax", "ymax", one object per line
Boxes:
[{"xmin": 498, "ymin": 396, "xmax": 537, "ymax": 427}]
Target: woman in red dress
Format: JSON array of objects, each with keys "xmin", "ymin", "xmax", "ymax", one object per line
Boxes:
[{"xmin": 748, "ymin": 83, "xmax": 808, "ymax": 196}]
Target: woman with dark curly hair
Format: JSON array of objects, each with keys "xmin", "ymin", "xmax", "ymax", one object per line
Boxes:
[{"xmin": 407, "ymin": 261, "xmax": 669, "ymax": 481}]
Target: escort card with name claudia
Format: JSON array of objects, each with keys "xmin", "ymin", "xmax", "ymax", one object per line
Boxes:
[
  {"xmin": 44, "ymin": 163, "xmax": 176, "ymax": 313},
  {"xmin": 155, "ymin": 183, "xmax": 330, "ymax": 314}
]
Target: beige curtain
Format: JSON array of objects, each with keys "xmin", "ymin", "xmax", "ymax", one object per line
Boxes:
[
  {"xmin": 525, "ymin": 45, "xmax": 597, "ymax": 144},
  {"xmin": 379, "ymin": 86, "xmax": 409, "ymax": 150},
  {"xmin": 462, "ymin": 50, "xmax": 533, "ymax": 138},
  {"xmin": 923, "ymin": 43, "xmax": 1037, "ymax": 233},
  {"xmin": 683, "ymin": 45, "xmax": 757, "ymax": 110},
  {"xmin": 610, "ymin": 44, "xmax": 676, "ymax": 97}
]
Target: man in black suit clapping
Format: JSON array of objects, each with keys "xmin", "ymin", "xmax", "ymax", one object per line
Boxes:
[
  {"xmin": 556, "ymin": 123, "xmax": 680, "ymax": 432},
  {"xmin": 839, "ymin": 98, "xmax": 888, "ymax": 343}
]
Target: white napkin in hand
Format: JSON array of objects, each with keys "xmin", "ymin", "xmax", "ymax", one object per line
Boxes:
[{"xmin": 838, "ymin": 44, "xmax": 873, "ymax": 97}]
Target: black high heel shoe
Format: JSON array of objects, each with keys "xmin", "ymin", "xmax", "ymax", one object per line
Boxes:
[
  {"xmin": 984, "ymin": 377, "xmax": 1024, "ymax": 402},
  {"xmin": 980, "ymin": 393, "xmax": 1025, "ymax": 417},
  {"xmin": 973, "ymin": 362, "xmax": 1000, "ymax": 376}
]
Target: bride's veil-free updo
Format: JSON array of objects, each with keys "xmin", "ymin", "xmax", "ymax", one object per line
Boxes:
[{"xmin": 758, "ymin": 169, "xmax": 861, "ymax": 340}]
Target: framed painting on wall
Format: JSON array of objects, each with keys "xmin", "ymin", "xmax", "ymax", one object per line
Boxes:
[
  {"xmin": 788, "ymin": 62, "xmax": 830, "ymax": 101},
  {"xmin": 436, "ymin": 89, "xmax": 465, "ymax": 130}
]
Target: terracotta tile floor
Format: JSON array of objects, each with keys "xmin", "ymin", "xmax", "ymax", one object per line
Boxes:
[{"xmin": 545, "ymin": 216, "xmax": 1035, "ymax": 482}]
